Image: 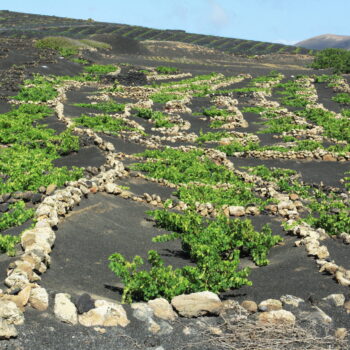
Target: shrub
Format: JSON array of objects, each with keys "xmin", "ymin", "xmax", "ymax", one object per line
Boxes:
[
  {"xmin": 84, "ymin": 64, "xmax": 117, "ymax": 74},
  {"xmin": 156, "ymin": 66, "xmax": 179, "ymax": 74},
  {"xmin": 35, "ymin": 36, "xmax": 112, "ymax": 57},
  {"xmin": 109, "ymin": 209, "xmax": 281, "ymax": 303},
  {"xmin": 311, "ymin": 48, "xmax": 350, "ymax": 74}
]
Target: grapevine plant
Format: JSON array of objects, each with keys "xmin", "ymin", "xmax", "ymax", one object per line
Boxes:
[{"xmin": 109, "ymin": 148, "xmax": 283, "ymax": 303}]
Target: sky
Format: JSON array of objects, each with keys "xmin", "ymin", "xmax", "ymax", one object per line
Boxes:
[{"xmin": 2, "ymin": 0, "xmax": 350, "ymax": 44}]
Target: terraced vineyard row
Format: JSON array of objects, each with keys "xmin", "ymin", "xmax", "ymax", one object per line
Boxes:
[{"xmin": 0, "ymin": 11, "xmax": 312, "ymax": 55}]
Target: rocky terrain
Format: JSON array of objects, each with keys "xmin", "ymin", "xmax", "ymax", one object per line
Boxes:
[{"xmin": 0, "ymin": 11, "xmax": 349, "ymax": 350}]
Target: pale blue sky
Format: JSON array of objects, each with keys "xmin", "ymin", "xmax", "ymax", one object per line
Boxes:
[{"xmin": 2, "ymin": 0, "xmax": 349, "ymax": 44}]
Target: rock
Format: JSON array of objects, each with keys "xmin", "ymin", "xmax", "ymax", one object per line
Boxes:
[
  {"xmin": 340, "ymin": 232, "xmax": 350, "ymax": 244},
  {"xmin": 335, "ymin": 270, "xmax": 350, "ymax": 286},
  {"xmin": 322, "ymin": 294, "xmax": 345, "ymax": 307},
  {"xmin": 75, "ymin": 293, "xmax": 95, "ymax": 314},
  {"xmin": 29, "ymin": 287, "xmax": 49, "ymax": 311},
  {"xmin": 258, "ymin": 299, "xmax": 282, "ymax": 311},
  {"xmin": 31, "ymin": 193, "xmax": 42, "ymax": 204},
  {"xmin": 241, "ymin": 300, "xmax": 258, "ymax": 313},
  {"xmin": 0, "ymin": 300, "xmax": 24, "ymax": 325},
  {"xmin": 148, "ymin": 319, "xmax": 161, "ymax": 334},
  {"xmin": 3, "ymin": 285, "xmax": 32, "ymax": 311},
  {"xmin": 258, "ymin": 310, "xmax": 295, "ymax": 325},
  {"xmin": 79, "ymin": 300, "xmax": 129, "ymax": 327},
  {"xmin": 35, "ymin": 204, "xmax": 51, "ymax": 217},
  {"xmin": 265, "ymin": 204, "xmax": 277, "ymax": 214},
  {"xmin": 245, "ymin": 206, "xmax": 260, "ymax": 216},
  {"xmin": 54, "ymin": 293, "xmax": 78, "ymax": 325},
  {"xmin": 0, "ymin": 203, "xmax": 9, "ymax": 213},
  {"xmin": 209, "ymin": 327, "xmax": 223, "ymax": 335},
  {"xmin": 289, "ymin": 193, "xmax": 299, "ymax": 201},
  {"xmin": 228, "ymin": 206, "xmax": 245, "ymax": 217},
  {"xmin": 94, "ymin": 327, "xmax": 106, "ymax": 334},
  {"xmin": 4, "ymin": 272, "xmax": 30, "ymax": 290},
  {"xmin": 343, "ymin": 300, "xmax": 350, "ymax": 313},
  {"xmin": 307, "ymin": 306, "xmax": 332, "ymax": 324},
  {"xmin": 322, "ymin": 154, "xmax": 337, "ymax": 161},
  {"xmin": 46, "ymin": 184, "xmax": 57, "ymax": 196},
  {"xmin": 171, "ymin": 292, "xmax": 222, "ymax": 317},
  {"xmin": 148, "ymin": 298, "xmax": 177, "ymax": 321},
  {"xmin": 131, "ymin": 303, "xmax": 153, "ymax": 321},
  {"xmin": 280, "ymin": 295, "xmax": 304, "ymax": 307},
  {"xmin": 335, "ymin": 328, "xmax": 347, "ymax": 340},
  {"xmin": 21, "ymin": 226, "xmax": 56, "ymax": 252},
  {"xmin": 104, "ymin": 183, "xmax": 117, "ymax": 194},
  {"xmin": 0, "ymin": 319, "xmax": 17, "ymax": 339}
]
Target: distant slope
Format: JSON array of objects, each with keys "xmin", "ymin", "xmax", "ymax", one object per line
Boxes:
[
  {"xmin": 296, "ymin": 34, "xmax": 350, "ymax": 50},
  {"xmin": 0, "ymin": 10, "xmax": 312, "ymax": 56}
]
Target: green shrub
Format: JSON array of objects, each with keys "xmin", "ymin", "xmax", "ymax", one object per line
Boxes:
[
  {"xmin": 109, "ymin": 209, "xmax": 281, "ymax": 303},
  {"xmin": 74, "ymin": 102, "xmax": 125, "ymax": 113},
  {"xmin": 35, "ymin": 36, "xmax": 111, "ymax": 57},
  {"xmin": 14, "ymin": 84, "xmax": 57, "ymax": 102},
  {"xmin": 311, "ymin": 48, "xmax": 350, "ymax": 74},
  {"xmin": 74, "ymin": 114, "xmax": 136, "ymax": 134},
  {"xmin": 84, "ymin": 64, "xmax": 117, "ymax": 75},
  {"xmin": 150, "ymin": 92, "xmax": 181, "ymax": 103},
  {"xmin": 156, "ymin": 66, "xmax": 179, "ymax": 74},
  {"xmin": 0, "ymin": 234, "xmax": 21, "ymax": 256},
  {"xmin": 134, "ymin": 108, "xmax": 174, "ymax": 128},
  {"xmin": 332, "ymin": 93, "xmax": 350, "ymax": 105}
]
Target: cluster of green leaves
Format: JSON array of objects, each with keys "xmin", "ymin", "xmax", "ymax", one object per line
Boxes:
[
  {"xmin": 218, "ymin": 141, "xmax": 261, "ymax": 154},
  {"xmin": 35, "ymin": 37, "xmax": 111, "ymax": 57},
  {"xmin": 195, "ymin": 131, "xmax": 231, "ymax": 144},
  {"xmin": 258, "ymin": 112, "xmax": 307, "ymax": 134},
  {"xmin": 344, "ymin": 171, "xmax": 350, "ymax": 191},
  {"xmin": 14, "ymin": 78, "xmax": 58, "ymax": 102},
  {"xmin": 242, "ymin": 165, "xmax": 309, "ymax": 196},
  {"xmin": 70, "ymin": 58, "xmax": 89, "ymax": 65},
  {"xmin": 0, "ymin": 104, "xmax": 83, "ymax": 194},
  {"xmin": 311, "ymin": 48, "xmax": 350, "ymax": 74},
  {"xmin": 74, "ymin": 102, "xmax": 125, "ymax": 113},
  {"xmin": 0, "ymin": 145, "xmax": 83, "ymax": 194},
  {"xmin": 35, "ymin": 36, "xmax": 79, "ymax": 57},
  {"xmin": 249, "ymin": 71, "xmax": 283, "ymax": 84},
  {"xmin": 134, "ymin": 108, "xmax": 174, "ymax": 128},
  {"xmin": 242, "ymin": 106, "xmax": 267, "ymax": 114},
  {"xmin": 0, "ymin": 234, "xmax": 21, "ymax": 256},
  {"xmin": 151, "ymin": 73, "xmax": 221, "ymax": 100},
  {"xmin": 175, "ymin": 183, "xmax": 272, "ymax": 209},
  {"xmin": 155, "ymin": 73, "xmax": 218, "ymax": 88},
  {"xmin": 313, "ymin": 74, "xmax": 342, "ymax": 84},
  {"xmin": 202, "ymin": 106, "xmax": 231, "ymax": 117},
  {"xmin": 0, "ymin": 105, "xmax": 79, "ymax": 154},
  {"xmin": 332, "ymin": 93, "xmax": 350, "ymax": 105},
  {"xmin": 217, "ymin": 138, "xmax": 344, "ymax": 155},
  {"xmin": 84, "ymin": 64, "xmax": 117, "ymax": 75},
  {"xmin": 0, "ymin": 201, "xmax": 34, "ymax": 231},
  {"xmin": 243, "ymin": 165, "xmax": 297, "ymax": 182},
  {"xmin": 297, "ymin": 108, "xmax": 350, "ymax": 143},
  {"xmin": 150, "ymin": 92, "xmax": 181, "ymax": 103},
  {"xmin": 109, "ymin": 208, "xmax": 281, "ymax": 303},
  {"xmin": 156, "ymin": 66, "xmax": 179, "ymax": 74},
  {"xmin": 74, "ymin": 114, "xmax": 137, "ymax": 134},
  {"xmin": 133, "ymin": 148, "xmax": 271, "ymax": 208},
  {"xmin": 132, "ymin": 148, "xmax": 238, "ymax": 184},
  {"xmin": 275, "ymin": 79, "xmax": 311, "ymax": 108},
  {"xmin": 305, "ymin": 190, "xmax": 350, "ymax": 236},
  {"xmin": 341, "ymin": 109, "xmax": 350, "ymax": 117}
]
